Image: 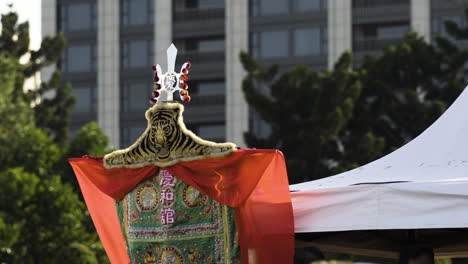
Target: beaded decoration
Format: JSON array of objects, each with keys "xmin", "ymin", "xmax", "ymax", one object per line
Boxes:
[{"xmin": 149, "ymin": 44, "xmax": 192, "ymax": 104}]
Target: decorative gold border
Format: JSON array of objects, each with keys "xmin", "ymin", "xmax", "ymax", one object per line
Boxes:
[
  {"xmin": 222, "ymin": 205, "xmax": 230, "ymax": 264},
  {"xmin": 103, "ymin": 102, "xmax": 236, "ymax": 169}
]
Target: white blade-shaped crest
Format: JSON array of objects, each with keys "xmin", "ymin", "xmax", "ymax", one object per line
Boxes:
[
  {"xmin": 149, "ymin": 44, "xmax": 191, "ymax": 105},
  {"xmin": 166, "ymin": 44, "xmax": 177, "ymax": 72}
]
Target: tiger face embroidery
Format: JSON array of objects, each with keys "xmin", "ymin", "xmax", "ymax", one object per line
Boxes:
[
  {"xmin": 148, "ymin": 110, "xmax": 178, "ymax": 160},
  {"xmin": 103, "ymin": 103, "xmax": 236, "ymax": 169}
]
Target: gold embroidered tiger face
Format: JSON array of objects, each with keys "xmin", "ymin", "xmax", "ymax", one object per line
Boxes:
[
  {"xmin": 148, "ymin": 108, "xmax": 180, "ymax": 160},
  {"xmin": 103, "ymin": 103, "xmax": 236, "ymax": 169}
]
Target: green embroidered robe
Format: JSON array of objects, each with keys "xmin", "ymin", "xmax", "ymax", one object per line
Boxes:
[{"xmin": 115, "ymin": 169, "xmax": 241, "ymax": 264}]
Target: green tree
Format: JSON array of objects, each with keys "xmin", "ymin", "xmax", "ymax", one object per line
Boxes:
[
  {"xmin": 0, "ymin": 9, "xmax": 110, "ymax": 263},
  {"xmin": 0, "ymin": 54, "xmax": 108, "ymax": 263},
  {"xmin": 56, "ymin": 122, "xmax": 111, "ymax": 190},
  {"xmin": 431, "ymin": 7, "xmax": 468, "ymax": 103},
  {"xmin": 0, "ymin": 168, "xmax": 96, "ymax": 263},
  {"xmin": 241, "ymin": 8, "xmax": 468, "ymax": 183},
  {"xmin": 240, "ymin": 51, "xmax": 367, "ymax": 183},
  {"xmin": 342, "ymin": 11, "xmax": 468, "ymax": 168},
  {"xmin": 67, "ymin": 122, "xmax": 111, "ymax": 159},
  {"xmin": 339, "ymin": 32, "xmax": 446, "ymax": 170},
  {"xmin": 53, "ymin": 242, "xmax": 99, "ymax": 264},
  {"xmin": 33, "ymin": 72, "xmax": 76, "ymax": 148},
  {"xmin": 0, "ymin": 10, "xmax": 74, "ymax": 147}
]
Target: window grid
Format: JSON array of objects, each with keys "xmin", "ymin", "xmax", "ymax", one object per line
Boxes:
[
  {"xmin": 121, "ymin": 40, "xmax": 154, "ymax": 69},
  {"xmin": 193, "ymin": 80, "xmax": 226, "ymax": 95},
  {"xmin": 58, "ymin": 2, "xmax": 97, "ymax": 32},
  {"xmin": 121, "ymin": 81, "xmax": 153, "ymax": 112},
  {"xmin": 251, "ymin": 27, "xmax": 328, "ymax": 59},
  {"xmin": 121, "ymin": 0, "xmax": 154, "ymax": 26},
  {"xmin": 61, "ymin": 44, "xmax": 97, "ymax": 73},
  {"xmin": 72, "ymin": 85, "xmax": 97, "ymax": 114},
  {"xmin": 192, "ymin": 122, "xmax": 226, "ymax": 141},
  {"xmin": 250, "ymin": 0, "xmax": 327, "ymax": 16},
  {"xmin": 121, "ymin": 126, "xmax": 146, "ymax": 147}
]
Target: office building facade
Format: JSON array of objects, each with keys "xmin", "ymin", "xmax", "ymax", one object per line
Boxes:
[{"xmin": 42, "ymin": 0, "xmax": 466, "ymax": 148}]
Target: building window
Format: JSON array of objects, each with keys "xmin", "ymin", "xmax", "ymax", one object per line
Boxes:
[
  {"xmin": 121, "ymin": 40, "xmax": 153, "ymax": 69},
  {"xmin": 197, "ymin": 124, "xmax": 225, "ymax": 140},
  {"xmin": 62, "ymin": 44, "xmax": 96, "ymax": 73},
  {"xmin": 121, "ymin": 126, "xmax": 146, "ymax": 147},
  {"xmin": 432, "ymin": 16, "xmax": 466, "ymax": 44},
  {"xmin": 121, "ymin": 0, "xmax": 154, "ymax": 26},
  {"xmin": 252, "ymin": 30, "xmax": 289, "ymax": 59},
  {"xmin": 432, "ymin": 16, "xmax": 464, "ymax": 37},
  {"xmin": 251, "ymin": 0, "xmax": 326, "ymax": 16},
  {"xmin": 294, "ymin": 28, "xmax": 322, "ymax": 56},
  {"xmin": 197, "ymin": 39, "xmax": 225, "ymax": 52},
  {"xmin": 184, "ymin": 38, "xmax": 225, "ymax": 53},
  {"xmin": 186, "ymin": 0, "xmax": 225, "ymax": 9},
  {"xmin": 250, "ymin": 111, "xmax": 271, "ymax": 139},
  {"xmin": 72, "ymin": 86, "xmax": 96, "ymax": 114},
  {"xmin": 376, "ymin": 24, "xmax": 409, "ymax": 39},
  {"xmin": 196, "ymin": 81, "xmax": 225, "ymax": 95},
  {"xmin": 293, "ymin": 0, "xmax": 326, "ymax": 12},
  {"xmin": 59, "ymin": 2, "xmax": 96, "ymax": 32},
  {"xmin": 121, "ymin": 82, "xmax": 152, "ymax": 112},
  {"xmin": 354, "ymin": 23, "xmax": 409, "ymax": 40},
  {"xmin": 353, "ymin": 23, "xmax": 409, "ymax": 51},
  {"xmin": 252, "ymin": 27, "xmax": 327, "ymax": 58},
  {"xmin": 352, "ymin": 0, "xmax": 409, "ymax": 8},
  {"xmin": 251, "ymin": 0, "xmax": 289, "ymax": 16}
]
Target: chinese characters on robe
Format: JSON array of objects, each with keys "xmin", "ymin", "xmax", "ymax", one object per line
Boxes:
[{"xmin": 160, "ymin": 170, "xmax": 176, "ymax": 225}]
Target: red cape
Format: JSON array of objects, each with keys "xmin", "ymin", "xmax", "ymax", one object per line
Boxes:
[{"xmin": 69, "ymin": 149, "xmax": 294, "ymax": 264}]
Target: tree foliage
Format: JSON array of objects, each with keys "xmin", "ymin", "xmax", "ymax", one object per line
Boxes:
[
  {"xmin": 0, "ymin": 10, "xmax": 110, "ymax": 263},
  {"xmin": 241, "ymin": 8, "xmax": 468, "ymax": 184},
  {"xmin": 56, "ymin": 122, "xmax": 111, "ymax": 190},
  {"xmin": 0, "ymin": 11, "xmax": 74, "ymax": 147},
  {"xmin": 0, "ymin": 56, "xmax": 108, "ymax": 263},
  {"xmin": 241, "ymin": 51, "xmax": 364, "ymax": 183}
]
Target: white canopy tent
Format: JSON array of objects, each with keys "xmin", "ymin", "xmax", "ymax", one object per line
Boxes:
[{"xmin": 290, "ymin": 85, "xmax": 468, "ymax": 258}]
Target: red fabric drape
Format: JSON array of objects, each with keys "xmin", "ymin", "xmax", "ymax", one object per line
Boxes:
[
  {"xmin": 71, "ymin": 162, "xmax": 130, "ymax": 264},
  {"xmin": 69, "ymin": 149, "xmax": 294, "ymax": 264}
]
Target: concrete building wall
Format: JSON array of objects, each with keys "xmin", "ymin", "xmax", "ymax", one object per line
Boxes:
[
  {"xmin": 328, "ymin": 0, "xmax": 352, "ymax": 69},
  {"xmin": 41, "ymin": 0, "xmax": 57, "ymax": 84},
  {"xmin": 225, "ymin": 0, "xmax": 249, "ymax": 147},
  {"xmin": 154, "ymin": 0, "xmax": 173, "ymax": 71},
  {"xmin": 97, "ymin": 0, "xmax": 120, "ymax": 147},
  {"xmin": 411, "ymin": 0, "xmax": 431, "ymax": 42},
  {"xmin": 46, "ymin": 0, "xmax": 467, "ymax": 148}
]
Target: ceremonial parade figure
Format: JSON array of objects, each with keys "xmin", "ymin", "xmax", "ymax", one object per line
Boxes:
[{"xmin": 69, "ymin": 45, "xmax": 294, "ymax": 264}]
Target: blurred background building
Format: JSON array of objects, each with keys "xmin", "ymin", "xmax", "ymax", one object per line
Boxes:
[{"xmin": 41, "ymin": 0, "xmax": 467, "ymax": 148}]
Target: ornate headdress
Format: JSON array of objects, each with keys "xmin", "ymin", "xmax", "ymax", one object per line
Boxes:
[
  {"xmin": 103, "ymin": 44, "xmax": 236, "ymax": 169},
  {"xmin": 149, "ymin": 44, "xmax": 191, "ymax": 104}
]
